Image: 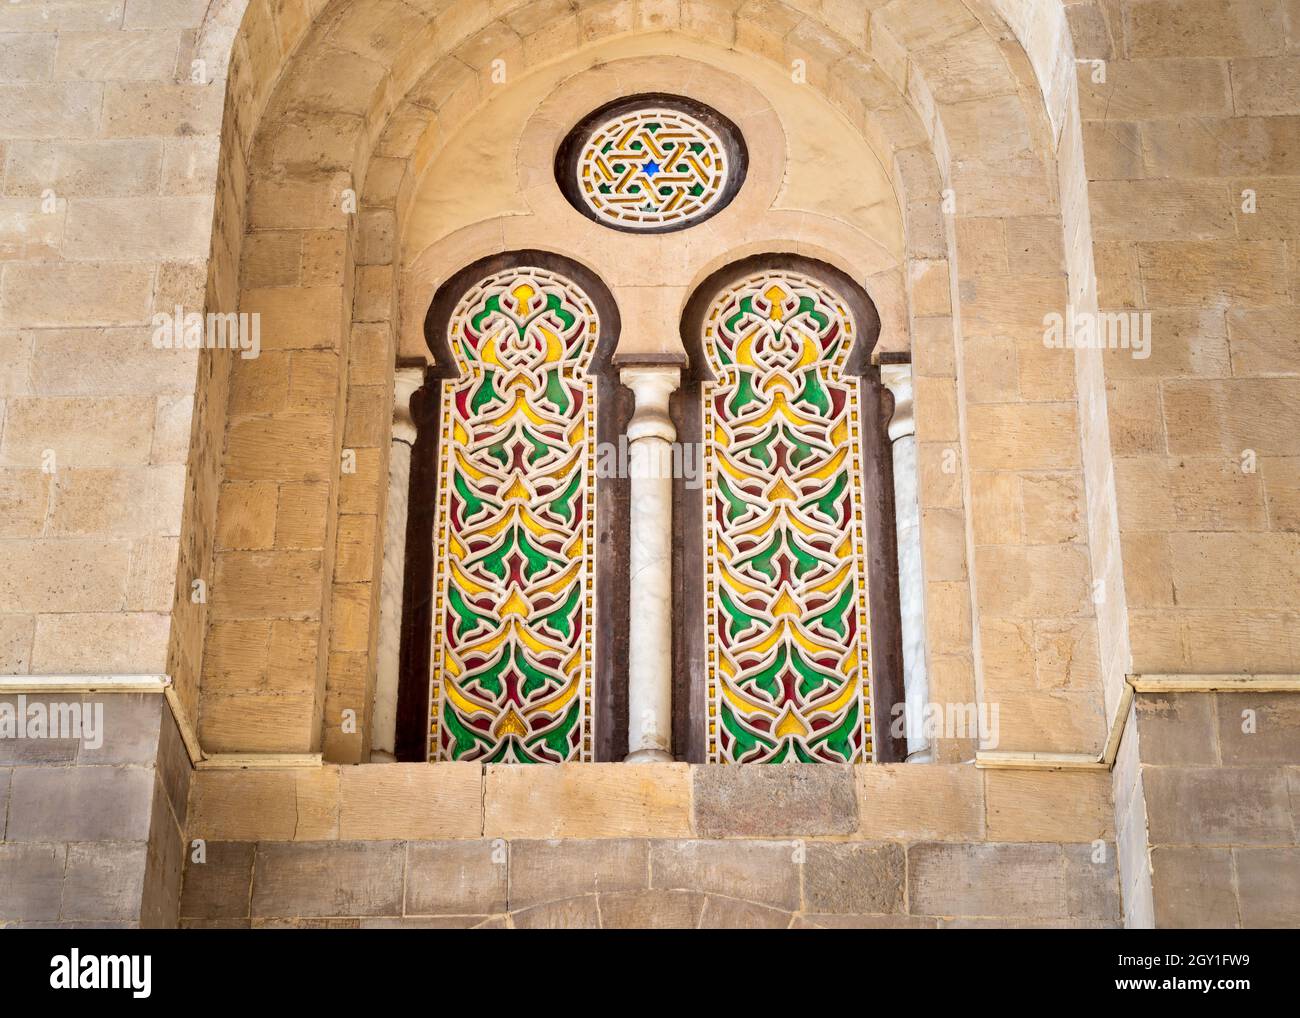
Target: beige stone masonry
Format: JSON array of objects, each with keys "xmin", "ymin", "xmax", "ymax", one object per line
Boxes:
[
  {"xmin": 3, "ymin": 0, "xmax": 1291, "ymax": 931},
  {"xmin": 187, "ymin": 761, "xmax": 1114, "ymax": 845}
]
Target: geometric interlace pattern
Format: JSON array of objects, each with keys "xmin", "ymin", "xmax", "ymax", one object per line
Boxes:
[{"xmin": 576, "ymin": 106, "xmax": 729, "ymax": 229}]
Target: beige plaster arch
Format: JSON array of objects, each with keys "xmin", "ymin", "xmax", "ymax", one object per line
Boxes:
[{"xmin": 398, "ymin": 50, "xmax": 904, "ymax": 363}]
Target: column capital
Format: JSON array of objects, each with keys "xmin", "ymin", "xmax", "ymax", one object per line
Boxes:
[
  {"xmin": 620, "ymin": 363, "xmax": 680, "ymax": 445},
  {"xmin": 618, "ymin": 362, "xmax": 681, "ymax": 399},
  {"xmin": 392, "ymin": 365, "xmax": 425, "ymax": 445},
  {"xmin": 880, "ymin": 363, "xmax": 915, "ymax": 443}
]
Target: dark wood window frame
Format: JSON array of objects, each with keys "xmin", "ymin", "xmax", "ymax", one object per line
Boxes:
[{"xmin": 397, "ymin": 250, "xmax": 906, "ymax": 764}]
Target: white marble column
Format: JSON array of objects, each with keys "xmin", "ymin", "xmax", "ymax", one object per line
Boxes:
[
  {"xmin": 882, "ymin": 364, "xmax": 932, "ymax": 763},
  {"xmin": 620, "ymin": 364, "xmax": 681, "ymax": 763},
  {"xmin": 372, "ymin": 366, "xmax": 424, "ymax": 761}
]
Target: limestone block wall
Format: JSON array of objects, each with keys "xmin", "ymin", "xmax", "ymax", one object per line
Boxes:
[
  {"xmin": 179, "ymin": 762, "xmax": 1120, "ymax": 927},
  {"xmin": 185, "ymin": 0, "xmax": 1297, "ymax": 928},
  {"xmin": 978, "ymin": 0, "xmax": 1300, "ymax": 928},
  {"xmin": 1023, "ymin": 0, "xmax": 1300, "ymax": 929},
  {"xmin": 196, "ymin": 0, "xmax": 354, "ymax": 756},
  {"xmin": 1, "ymin": 0, "xmax": 1296, "ymax": 930},
  {"xmin": 1130, "ymin": 691, "xmax": 1300, "ymax": 928},
  {"xmin": 0, "ymin": 0, "xmax": 220, "ymax": 681},
  {"xmin": 202, "ymin": 0, "xmax": 1116, "ymax": 774},
  {"xmin": 0, "ymin": 692, "xmax": 189, "ymax": 928},
  {"xmin": 1027, "ymin": 0, "xmax": 1300, "ymax": 682}
]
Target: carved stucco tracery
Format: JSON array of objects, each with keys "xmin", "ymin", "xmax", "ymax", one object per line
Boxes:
[{"xmin": 565, "ymin": 96, "xmax": 741, "ymax": 232}]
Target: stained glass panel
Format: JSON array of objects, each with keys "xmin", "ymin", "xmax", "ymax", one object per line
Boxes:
[
  {"xmin": 431, "ymin": 267, "xmax": 597, "ymax": 763},
  {"xmin": 702, "ymin": 270, "xmax": 873, "ymax": 763}
]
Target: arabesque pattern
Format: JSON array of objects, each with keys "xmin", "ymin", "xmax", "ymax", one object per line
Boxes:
[
  {"xmin": 431, "ymin": 268, "xmax": 598, "ymax": 763},
  {"xmin": 577, "ymin": 106, "xmax": 728, "ymax": 229},
  {"xmin": 702, "ymin": 271, "xmax": 872, "ymax": 763}
]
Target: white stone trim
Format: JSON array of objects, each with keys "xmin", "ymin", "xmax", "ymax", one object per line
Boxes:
[
  {"xmin": 197, "ymin": 753, "xmax": 324, "ymax": 770},
  {"xmin": 881, "ymin": 364, "xmax": 930, "ymax": 763},
  {"xmin": 977, "ymin": 674, "xmax": 1300, "ymax": 771},
  {"xmin": 373, "ymin": 366, "xmax": 425, "ymax": 759},
  {"xmin": 164, "ymin": 685, "xmax": 205, "ymax": 766},
  {"xmin": 0, "ymin": 675, "xmax": 209, "ymax": 766},
  {"xmin": 1129, "ymin": 674, "xmax": 1300, "ymax": 693},
  {"xmin": 0, "ymin": 674, "xmax": 170, "ymax": 693},
  {"xmin": 975, "ymin": 752, "xmax": 1109, "ymax": 771}
]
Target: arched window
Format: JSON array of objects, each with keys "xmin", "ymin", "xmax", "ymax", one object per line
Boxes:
[
  {"xmin": 399, "ymin": 254, "xmax": 621, "ymax": 763},
  {"xmin": 685, "ymin": 256, "xmax": 905, "ymax": 763}
]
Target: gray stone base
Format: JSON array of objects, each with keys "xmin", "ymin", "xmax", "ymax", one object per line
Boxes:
[
  {"xmin": 1131, "ymin": 691, "xmax": 1300, "ymax": 929},
  {"xmin": 0, "ymin": 693, "xmax": 189, "ymax": 928}
]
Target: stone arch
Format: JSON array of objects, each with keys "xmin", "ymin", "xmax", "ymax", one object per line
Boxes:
[{"xmin": 181, "ymin": 0, "xmax": 1117, "ymax": 769}]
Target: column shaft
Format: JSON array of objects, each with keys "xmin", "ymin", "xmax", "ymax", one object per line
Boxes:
[
  {"xmin": 372, "ymin": 367, "xmax": 424, "ymax": 760},
  {"xmin": 882, "ymin": 365, "xmax": 931, "ymax": 762},
  {"xmin": 620, "ymin": 365, "xmax": 681, "ymax": 763}
]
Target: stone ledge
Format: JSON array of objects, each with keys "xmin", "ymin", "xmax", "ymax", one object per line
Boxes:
[
  {"xmin": 484, "ymin": 763, "xmax": 692, "ymax": 839},
  {"xmin": 184, "ymin": 760, "xmax": 1117, "ymax": 845}
]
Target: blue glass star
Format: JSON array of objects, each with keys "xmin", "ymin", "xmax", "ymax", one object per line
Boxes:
[{"xmin": 642, "ymin": 159, "xmax": 661, "ymax": 177}]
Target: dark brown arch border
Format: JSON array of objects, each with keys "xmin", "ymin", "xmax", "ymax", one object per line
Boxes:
[
  {"xmin": 395, "ymin": 251, "xmax": 626, "ymax": 762},
  {"xmin": 675, "ymin": 253, "xmax": 908, "ymax": 764}
]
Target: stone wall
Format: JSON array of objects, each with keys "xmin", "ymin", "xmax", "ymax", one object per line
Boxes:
[
  {"xmin": 1131, "ymin": 691, "xmax": 1300, "ymax": 928},
  {"xmin": 1064, "ymin": 0, "xmax": 1300, "ymax": 684},
  {"xmin": 0, "ymin": 0, "xmax": 219, "ymax": 682},
  {"xmin": 1006, "ymin": 0, "xmax": 1300, "ymax": 932},
  {"xmin": 0, "ymin": 692, "xmax": 189, "ymax": 928},
  {"xmin": 2, "ymin": 0, "xmax": 1297, "ymax": 929},
  {"xmin": 179, "ymin": 837, "xmax": 1119, "ymax": 928}
]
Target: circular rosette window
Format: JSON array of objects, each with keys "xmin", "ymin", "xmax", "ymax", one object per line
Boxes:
[{"xmin": 556, "ymin": 94, "xmax": 748, "ymax": 233}]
